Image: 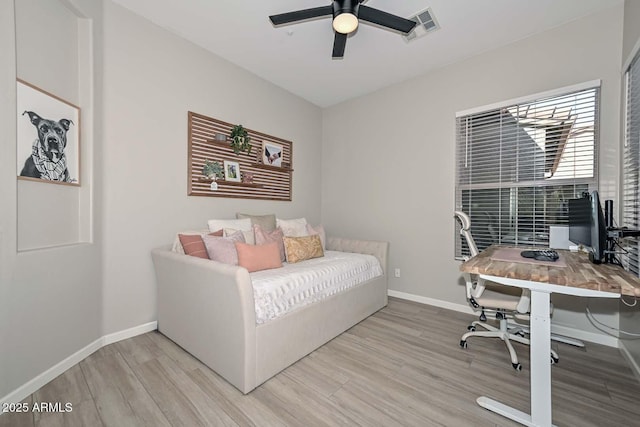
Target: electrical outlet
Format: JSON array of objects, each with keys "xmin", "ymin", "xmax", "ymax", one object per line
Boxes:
[{"xmin": 394, "ymin": 268, "xmax": 401, "ymax": 278}]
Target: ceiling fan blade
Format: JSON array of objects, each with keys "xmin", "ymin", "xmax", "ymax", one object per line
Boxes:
[
  {"xmin": 269, "ymin": 6, "xmax": 333, "ymax": 26},
  {"xmin": 332, "ymin": 32, "xmax": 347, "ymax": 58},
  {"xmin": 358, "ymin": 5, "xmax": 417, "ymax": 34}
]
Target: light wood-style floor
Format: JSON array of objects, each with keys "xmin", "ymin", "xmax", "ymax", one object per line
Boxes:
[{"xmin": 2, "ymin": 297, "xmax": 640, "ymax": 427}]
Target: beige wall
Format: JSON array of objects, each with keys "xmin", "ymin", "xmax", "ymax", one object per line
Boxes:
[
  {"xmin": 16, "ymin": 0, "xmax": 92, "ymax": 250},
  {"xmin": 0, "ymin": 0, "xmax": 18, "ymax": 398},
  {"xmin": 322, "ymin": 5, "xmax": 625, "ymax": 339},
  {"xmin": 2, "ymin": 0, "xmax": 638, "ymax": 405},
  {"xmin": 623, "ymin": 0, "xmax": 640, "ymax": 66},
  {"xmin": 101, "ymin": 2, "xmax": 323, "ymax": 335},
  {"xmin": 0, "ymin": 0, "xmax": 104, "ymax": 400}
]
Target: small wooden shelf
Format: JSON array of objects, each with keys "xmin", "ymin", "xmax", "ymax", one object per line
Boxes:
[
  {"xmin": 205, "ymin": 140, "xmax": 262, "ymax": 158},
  {"xmin": 205, "ymin": 139, "xmax": 231, "ymax": 148},
  {"xmin": 197, "ymin": 177, "xmax": 264, "ymax": 188},
  {"xmin": 251, "ymin": 163, "xmax": 294, "ymax": 172}
]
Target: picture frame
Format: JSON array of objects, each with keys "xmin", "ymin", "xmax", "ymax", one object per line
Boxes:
[
  {"xmin": 262, "ymin": 141, "xmax": 284, "ymax": 167},
  {"xmin": 16, "ymin": 79, "xmax": 80, "ymax": 186},
  {"xmin": 224, "ymin": 160, "xmax": 241, "ymax": 182}
]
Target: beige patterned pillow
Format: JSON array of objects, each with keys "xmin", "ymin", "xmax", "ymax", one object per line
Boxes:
[
  {"xmin": 306, "ymin": 224, "xmax": 326, "ymax": 249},
  {"xmin": 283, "ymin": 234, "xmax": 324, "ymax": 263}
]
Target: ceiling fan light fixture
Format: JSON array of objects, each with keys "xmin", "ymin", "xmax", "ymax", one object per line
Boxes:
[
  {"xmin": 333, "ymin": 12, "xmax": 358, "ymax": 34},
  {"xmin": 269, "ymin": 0, "xmax": 417, "ymax": 58}
]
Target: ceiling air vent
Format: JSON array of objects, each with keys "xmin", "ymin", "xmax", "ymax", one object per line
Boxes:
[{"xmin": 403, "ymin": 7, "xmax": 439, "ymax": 42}]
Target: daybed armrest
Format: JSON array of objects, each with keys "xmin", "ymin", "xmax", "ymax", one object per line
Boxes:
[
  {"xmin": 151, "ymin": 245, "xmax": 257, "ymax": 392},
  {"xmin": 326, "ymin": 236, "xmax": 389, "ymax": 275}
]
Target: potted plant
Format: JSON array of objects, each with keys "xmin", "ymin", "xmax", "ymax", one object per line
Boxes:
[
  {"xmin": 229, "ymin": 124, "xmax": 252, "ymax": 155},
  {"xmin": 202, "ymin": 160, "xmax": 223, "ymax": 180}
]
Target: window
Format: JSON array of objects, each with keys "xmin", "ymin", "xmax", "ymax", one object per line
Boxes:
[
  {"xmin": 623, "ymin": 54, "xmax": 640, "ymax": 276},
  {"xmin": 455, "ymin": 83, "xmax": 600, "ymax": 259}
]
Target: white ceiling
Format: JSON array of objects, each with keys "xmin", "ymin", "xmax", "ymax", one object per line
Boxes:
[{"xmin": 111, "ymin": 0, "xmax": 622, "ymax": 107}]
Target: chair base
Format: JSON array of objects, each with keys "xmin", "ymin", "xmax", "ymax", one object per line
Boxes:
[
  {"xmin": 460, "ymin": 318, "xmax": 559, "ymax": 370},
  {"xmin": 513, "ymin": 324, "xmax": 585, "ymax": 348}
]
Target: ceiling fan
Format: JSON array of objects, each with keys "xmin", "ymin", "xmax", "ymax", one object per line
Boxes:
[{"xmin": 269, "ymin": 0, "xmax": 417, "ymax": 58}]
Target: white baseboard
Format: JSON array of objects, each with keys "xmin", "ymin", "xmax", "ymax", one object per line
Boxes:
[
  {"xmin": 103, "ymin": 321, "xmax": 158, "ymax": 346},
  {"xmin": 0, "ymin": 321, "xmax": 157, "ymax": 408},
  {"xmin": 388, "ymin": 289, "xmax": 475, "ymax": 315},
  {"xmin": 619, "ymin": 341, "xmax": 640, "ymax": 383},
  {"xmin": 549, "ymin": 324, "xmax": 618, "ymax": 348},
  {"xmin": 0, "ymin": 338, "xmax": 103, "ymax": 409},
  {"xmin": 388, "ymin": 290, "xmax": 619, "ymax": 347}
]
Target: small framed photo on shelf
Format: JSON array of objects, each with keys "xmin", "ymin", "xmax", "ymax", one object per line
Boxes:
[
  {"xmin": 223, "ymin": 160, "xmax": 241, "ymax": 182},
  {"xmin": 262, "ymin": 141, "xmax": 283, "ymax": 167}
]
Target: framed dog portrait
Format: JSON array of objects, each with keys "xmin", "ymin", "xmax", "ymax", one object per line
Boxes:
[
  {"xmin": 224, "ymin": 160, "xmax": 241, "ymax": 182},
  {"xmin": 16, "ymin": 79, "xmax": 80, "ymax": 186},
  {"xmin": 262, "ymin": 141, "xmax": 283, "ymax": 167}
]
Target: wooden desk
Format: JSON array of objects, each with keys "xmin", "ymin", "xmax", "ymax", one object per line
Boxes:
[{"xmin": 460, "ymin": 245, "xmax": 640, "ymax": 427}]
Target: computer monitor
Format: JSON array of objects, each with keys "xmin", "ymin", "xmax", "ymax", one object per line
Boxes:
[
  {"xmin": 568, "ymin": 196, "xmax": 591, "ymax": 247},
  {"xmin": 568, "ymin": 191, "xmax": 609, "ymax": 264}
]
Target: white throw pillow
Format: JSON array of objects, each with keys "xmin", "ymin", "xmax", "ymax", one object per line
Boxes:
[
  {"xmin": 224, "ymin": 227, "xmax": 256, "ymax": 245},
  {"xmin": 207, "ymin": 218, "xmax": 251, "ymax": 233},
  {"xmin": 276, "ymin": 217, "xmax": 309, "ymax": 237}
]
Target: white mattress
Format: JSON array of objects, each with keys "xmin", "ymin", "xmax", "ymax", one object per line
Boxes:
[{"xmin": 250, "ymin": 250, "xmax": 383, "ymax": 324}]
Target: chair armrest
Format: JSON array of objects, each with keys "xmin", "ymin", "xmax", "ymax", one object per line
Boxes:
[{"xmin": 464, "ymin": 273, "xmax": 487, "ymax": 301}]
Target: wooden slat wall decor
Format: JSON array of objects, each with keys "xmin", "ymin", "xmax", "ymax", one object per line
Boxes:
[{"xmin": 188, "ymin": 111, "xmax": 293, "ymax": 201}]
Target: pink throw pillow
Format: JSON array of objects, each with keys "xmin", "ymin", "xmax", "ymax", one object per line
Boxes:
[
  {"xmin": 202, "ymin": 231, "xmax": 245, "ymax": 265},
  {"xmin": 178, "ymin": 234, "xmax": 209, "ymax": 259},
  {"xmin": 178, "ymin": 230, "xmax": 224, "ymax": 259},
  {"xmin": 253, "ymin": 224, "xmax": 286, "ymax": 262},
  {"xmin": 235, "ymin": 242, "xmax": 283, "ymax": 272}
]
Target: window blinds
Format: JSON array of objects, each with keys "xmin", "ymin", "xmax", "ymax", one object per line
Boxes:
[
  {"xmin": 455, "ymin": 85, "xmax": 600, "ymax": 259},
  {"xmin": 623, "ymin": 55, "xmax": 640, "ymax": 276}
]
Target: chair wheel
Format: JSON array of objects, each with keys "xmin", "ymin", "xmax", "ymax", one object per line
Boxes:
[
  {"xmin": 460, "ymin": 340, "xmax": 468, "ymax": 349},
  {"xmin": 551, "ymin": 355, "xmax": 559, "ymax": 364},
  {"xmin": 467, "ymin": 325, "xmax": 476, "ymax": 332},
  {"xmin": 512, "ymin": 363, "xmax": 522, "ymax": 371},
  {"xmin": 480, "ymin": 313, "xmax": 487, "ymax": 322},
  {"xmin": 515, "ymin": 331, "xmax": 526, "ymax": 337}
]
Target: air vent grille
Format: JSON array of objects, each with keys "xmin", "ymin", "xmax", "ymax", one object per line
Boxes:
[{"xmin": 403, "ymin": 7, "xmax": 439, "ymax": 42}]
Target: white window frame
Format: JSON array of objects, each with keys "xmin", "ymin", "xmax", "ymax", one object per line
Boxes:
[
  {"xmin": 622, "ymin": 52, "xmax": 640, "ymax": 276},
  {"xmin": 455, "ymin": 81, "xmax": 601, "ymax": 259}
]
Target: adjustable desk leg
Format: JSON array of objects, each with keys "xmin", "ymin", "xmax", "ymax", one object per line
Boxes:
[
  {"xmin": 529, "ymin": 290, "xmax": 553, "ymax": 426},
  {"xmin": 477, "ymin": 289, "xmax": 555, "ymax": 427}
]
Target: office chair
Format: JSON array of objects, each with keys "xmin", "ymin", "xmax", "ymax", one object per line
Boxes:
[{"xmin": 454, "ymin": 211, "xmax": 559, "ymax": 371}]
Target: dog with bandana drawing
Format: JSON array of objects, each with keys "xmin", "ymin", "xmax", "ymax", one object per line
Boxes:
[{"xmin": 20, "ymin": 110, "xmax": 74, "ymax": 183}]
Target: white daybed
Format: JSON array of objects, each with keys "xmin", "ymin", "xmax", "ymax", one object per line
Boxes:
[{"xmin": 151, "ymin": 236, "xmax": 389, "ymax": 394}]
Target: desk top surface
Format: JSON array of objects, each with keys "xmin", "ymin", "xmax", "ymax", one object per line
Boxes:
[{"xmin": 460, "ymin": 245, "xmax": 640, "ymax": 297}]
